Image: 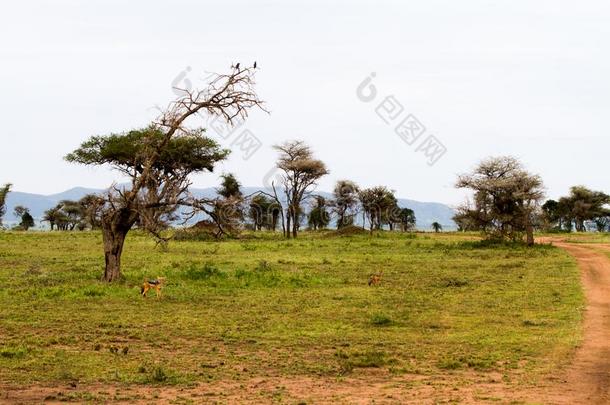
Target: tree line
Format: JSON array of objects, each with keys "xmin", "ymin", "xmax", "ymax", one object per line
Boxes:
[
  {"xmin": 197, "ymin": 163, "xmax": 417, "ymax": 238},
  {"xmin": 0, "ymin": 64, "xmax": 607, "ymax": 282}
]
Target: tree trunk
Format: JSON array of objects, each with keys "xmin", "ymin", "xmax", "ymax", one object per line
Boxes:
[
  {"xmin": 287, "ymin": 203, "xmax": 299, "ymax": 238},
  {"xmin": 526, "ymin": 223, "xmax": 534, "ymax": 246},
  {"xmin": 102, "ymin": 225, "xmax": 128, "ymax": 282},
  {"xmin": 100, "ymin": 210, "xmax": 138, "ymax": 282},
  {"xmin": 286, "ymin": 209, "xmax": 292, "ymax": 239},
  {"xmin": 292, "ymin": 211, "xmax": 298, "ymax": 238},
  {"xmin": 523, "ymin": 207, "xmax": 535, "ymax": 246}
]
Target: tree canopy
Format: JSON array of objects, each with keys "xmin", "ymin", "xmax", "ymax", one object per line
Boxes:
[
  {"xmin": 273, "ymin": 140, "xmax": 329, "ymax": 238},
  {"xmin": 65, "ymin": 127, "xmax": 229, "ymax": 176},
  {"xmin": 556, "ymin": 186, "xmax": 610, "ymax": 232},
  {"xmin": 308, "ymin": 196, "xmax": 331, "ymax": 230},
  {"xmin": 358, "ymin": 186, "xmax": 398, "ymax": 232},
  {"xmin": 332, "ymin": 180, "xmax": 359, "ymax": 228},
  {"xmin": 456, "ymin": 156, "xmax": 544, "ymax": 244}
]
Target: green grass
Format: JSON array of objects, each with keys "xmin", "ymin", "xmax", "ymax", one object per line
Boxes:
[
  {"xmin": 0, "ymin": 230, "xmax": 584, "ymax": 388},
  {"xmin": 551, "ymin": 231, "xmax": 610, "ymax": 244}
]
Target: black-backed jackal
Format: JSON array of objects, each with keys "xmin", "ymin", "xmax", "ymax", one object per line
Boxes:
[
  {"xmin": 368, "ymin": 271, "xmax": 383, "ymax": 286},
  {"xmin": 140, "ymin": 277, "xmax": 166, "ymax": 298}
]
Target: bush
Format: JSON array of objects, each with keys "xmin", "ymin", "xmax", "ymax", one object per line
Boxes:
[
  {"xmin": 328, "ymin": 225, "xmax": 367, "ymax": 237},
  {"xmin": 151, "ymin": 366, "xmax": 168, "ymax": 382},
  {"xmin": 0, "ymin": 345, "xmax": 28, "ymax": 359},
  {"xmin": 338, "ymin": 350, "xmax": 392, "ymax": 374},
  {"xmin": 183, "ymin": 262, "xmax": 226, "ymax": 280},
  {"xmin": 370, "ymin": 313, "xmax": 393, "ymax": 326}
]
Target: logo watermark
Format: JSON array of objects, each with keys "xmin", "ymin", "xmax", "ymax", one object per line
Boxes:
[{"xmin": 356, "ymin": 72, "xmax": 447, "ymax": 166}]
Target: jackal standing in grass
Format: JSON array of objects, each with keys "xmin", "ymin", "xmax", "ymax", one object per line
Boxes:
[
  {"xmin": 368, "ymin": 271, "xmax": 383, "ymax": 286},
  {"xmin": 140, "ymin": 277, "xmax": 166, "ymax": 298}
]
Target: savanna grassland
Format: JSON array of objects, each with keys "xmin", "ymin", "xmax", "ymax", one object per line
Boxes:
[{"xmin": 0, "ymin": 230, "xmax": 584, "ymax": 402}]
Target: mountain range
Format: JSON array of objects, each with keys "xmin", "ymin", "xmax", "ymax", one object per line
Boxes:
[{"xmin": 4, "ymin": 186, "xmax": 457, "ymax": 230}]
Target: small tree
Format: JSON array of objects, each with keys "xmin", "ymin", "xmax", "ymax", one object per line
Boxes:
[
  {"xmin": 431, "ymin": 222, "xmax": 442, "ymax": 233},
  {"xmin": 79, "ymin": 194, "xmax": 105, "ymax": 229},
  {"xmin": 212, "ymin": 173, "xmax": 244, "ymax": 236},
  {"xmin": 594, "ymin": 215, "xmax": 610, "ymax": 233},
  {"xmin": 541, "ymin": 199, "xmax": 562, "ymax": 231},
  {"xmin": 43, "ymin": 206, "xmax": 61, "ymax": 230},
  {"xmin": 398, "ymin": 207, "xmax": 416, "ymax": 231},
  {"xmin": 60, "ymin": 200, "xmax": 85, "ymax": 230},
  {"xmin": 382, "ymin": 195, "xmax": 400, "ymax": 231},
  {"xmin": 66, "ymin": 65, "xmax": 264, "ymax": 281},
  {"xmin": 557, "ymin": 186, "xmax": 610, "ymax": 232},
  {"xmin": 456, "ymin": 156, "xmax": 544, "ymax": 245},
  {"xmin": 332, "ymin": 180, "xmax": 359, "ymax": 228},
  {"xmin": 248, "ymin": 194, "xmax": 281, "ymax": 231},
  {"xmin": 358, "ymin": 186, "xmax": 396, "ymax": 233},
  {"xmin": 14, "ymin": 206, "xmax": 34, "ymax": 230},
  {"xmin": 452, "ymin": 203, "xmax": 479, "ymax": 232},
  {"xmin": 308, "ymin": 196, "xmax": 330, "ymax": 230},
  {"xmin": 43, "ymin": 199, "xmax": 96, "ymax": 231},
  {"xmin": 0, "ymin": 183, "xmax": 11, "ymax": 227},
  {"xmin": 273, "ymin": 140, "xmax": 328, "ymax": 238}
]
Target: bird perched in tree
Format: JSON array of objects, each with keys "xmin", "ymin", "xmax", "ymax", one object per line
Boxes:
[
  {"xmin": 253, "ymin": 61, "xmax": 257, "ymax": 69},
  {"xmin": 235, "ymin": 62, "xmax": 240, "ymax": 70}
]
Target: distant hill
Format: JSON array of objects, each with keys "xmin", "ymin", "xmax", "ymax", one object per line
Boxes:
[{"xmin": 4, "ymin": 186, "xmax": 456, "ymax": 230}]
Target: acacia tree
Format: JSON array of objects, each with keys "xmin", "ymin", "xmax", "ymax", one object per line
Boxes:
[
  {"xmin": 453, "ymin": 203, "xmax": 479, "ymax": 232},
  {"xmin": 43, "ymin": 200, "xmax": 88, "ymax": 230},
  {"xmin": 431, "ymin": 222, "xmax": 442, "ymax": 233},
  {"xmin": 456, "ymin": 156, "xmax": 544, "ymax": 245},
  {"xmin": 66, "ymin": 66, "xmax": 264, "ymax": 281},
  {"xmin": 594, "ymin": 215, "xmax": 610, "ymax": 233},
  {"xmin": 79, "ymin": 194, "xmax": 105, "ymax": 229},
  {"xmin": 308, "ymin": 196, "xmax": 331, "ymax": 230},
  {"xmin": 557, "ymin": 186, "xmax": 610, "ymax": 232},
  {"xmin": 383, "ymin": 197, "xmax": 400, "ymax": 231},
  {"xmin": 59, "ymin": 200, "xmax": 85, "ymax": 230},
  {"xmin": 14, "ymin": 206, "xmax": 34, "ymax": 230},
  {"xmin": 540, "ymin": 199, "xmax": 562, "ymax": 231},
  {"xmin": 273, "ymin": 140, "xmax": 328, "ymax": 238},
  {"xmin": 0, "ymin": 183, "xmax": 11, "ymax": 227},
  {"xmin": 332, "ymin": 180, "xmax": 359, "ymax": 228},
  {"xmin": 248, "ymin": 194, "xmax": 281, "ymax": 231},
  {"xmin": 358, "ymin": 186, "xmax": 396, "ymax": 233},
  {"xmin": 398, "ymin": 207, "xmax": 416, "ymax": 231},
  {"xmin": 212, "ymin": 173, "xmax": 245, "ymax": 236}
]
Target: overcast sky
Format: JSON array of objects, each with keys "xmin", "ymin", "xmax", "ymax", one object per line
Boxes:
[{"xmin": 1, "ymin": 0, "xmax": 608, "ymax": 205}]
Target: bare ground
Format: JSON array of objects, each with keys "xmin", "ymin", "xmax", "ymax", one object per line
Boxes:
[{"xmin": 2, "ymin": 239, "xmax": 610, "ymax": 404}]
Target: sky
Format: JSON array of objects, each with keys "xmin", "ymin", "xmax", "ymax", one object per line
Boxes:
[{"xmin": 1, "ymin": 0, "xmax": 609, "ymax": 206}]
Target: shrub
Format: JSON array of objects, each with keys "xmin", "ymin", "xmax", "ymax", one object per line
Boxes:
[
  {"xmin": 183, "ymin": 262, "xmax": 226, "ymax": 280},
  {"xmin": 0, "ymin": 345, "xmax": 28, "ymax": 359},
  {"xmin": 441, "ymin": 278, "xmax": 469, "ymax": 288},
  {"xmin": 328, "ymin": 225, "xmax": 367, "ymax": 237},
  {"xmin": 370, "ymin": 313, "xmax": 393, "ymax": 326}
]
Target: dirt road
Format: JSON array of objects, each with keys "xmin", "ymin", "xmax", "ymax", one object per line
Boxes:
[{"xmin": 537, "ymin": 240, "xmax": 610, "ymax": 404}]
